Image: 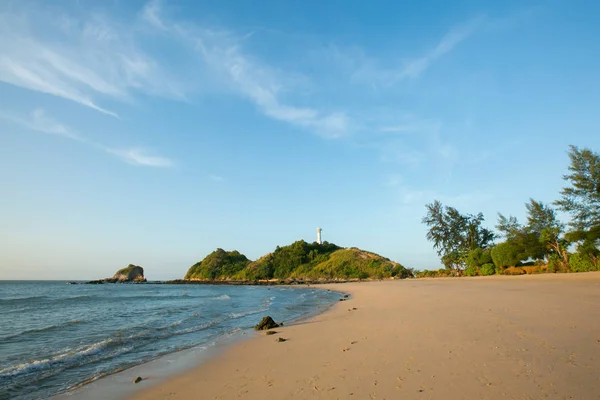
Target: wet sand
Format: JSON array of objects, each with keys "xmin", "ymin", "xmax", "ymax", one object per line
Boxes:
[{"xmin": 131, "ymin": 273, "xmax": 600, "ymax": 400}]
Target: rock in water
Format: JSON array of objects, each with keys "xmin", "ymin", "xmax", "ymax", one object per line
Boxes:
[
  {"xmin": 254, "ymin": 316, "xmax": 280, "ymax": 331},
  {"xmin": 133, "ymin": 376, "xmax": 143, "ymax": 384},
  {"xmin": 112, "ymin": 265, "xmax": 146, "ymax": 283}
]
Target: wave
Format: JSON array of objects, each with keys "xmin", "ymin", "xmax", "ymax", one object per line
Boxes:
[
  {"xmin": 2, "ymin": 304, "xmax": 273, "ymax": 379},
  {"xmin": 0, "ymin": 296, "xmax": 46, "ymax": 305},
  {"xmin": 228, "ymin": 305, "xmax": 269, "ymax": 319},
  {"xmin": 1, "ymin": 320, "xmax": 86, "ymax": 341},
  {"xmin": 0, "ymin": 338, "xmax": 132, "ymax": 379},
  {"xmin": 214, "ymin": 294, "xmax": 230, "ymax": 300}
]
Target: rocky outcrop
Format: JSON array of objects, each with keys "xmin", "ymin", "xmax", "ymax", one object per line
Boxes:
[
  {"xmin": 110, "ymin": 264, "xmax": 146, "ymax": 282},
  {"xmin": 254, "ymin": 316, "xmax": 280, "ymax": 331},
  {"xmin": 87, "ymin": 264, "xmax": 147, "ymax": 284}
]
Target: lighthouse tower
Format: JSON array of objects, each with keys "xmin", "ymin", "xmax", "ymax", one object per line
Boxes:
[{"xmin": 317, "ymin": 227, "xmax": 323, "ymax": 245}]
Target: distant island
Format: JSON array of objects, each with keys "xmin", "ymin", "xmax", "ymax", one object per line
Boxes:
[
  {"xmin": 182, "ymin": 240, "xmax": 412, "ymax": 282},
  {"xmin": 88, "ymin": 264, "xmax": 147, "ymax": 284}
]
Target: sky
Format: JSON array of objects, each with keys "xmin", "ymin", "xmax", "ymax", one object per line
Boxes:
[{"xmin": 1, "ymin": 0, "xmax": 600, "ymax": 280}]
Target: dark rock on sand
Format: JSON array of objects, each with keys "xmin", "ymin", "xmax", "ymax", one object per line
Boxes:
[
  {"xmin": 255, "ymin": 316, "xmax": 280, "ymax": 331},
  {"xmin": 265, "ymin": 330, "xmax": 278, "ymax": 335},
  {"xmin": 133, "ymin": 376, "xmax": 143, "ymax": 384},
  {"xmin": 276, "ymin": 337, "xmax": 287, "ymax": 342}
]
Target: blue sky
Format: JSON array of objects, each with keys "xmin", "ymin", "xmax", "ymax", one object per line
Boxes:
[{"xmin": 1, "ymin": 0, "xmax": 599, "ymax": 280}]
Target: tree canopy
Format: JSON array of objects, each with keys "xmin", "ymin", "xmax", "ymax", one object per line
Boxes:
[
  {"xmin": 422, "ymin": 145, "xmax": 600, "ymax": 275},
  {"xmin": 555, "ymin": 145, "xmax": 600, "ymax": 231},
  {"xmin": 422, "ymin": 200, "xmax": 494, "ymax": 271}
]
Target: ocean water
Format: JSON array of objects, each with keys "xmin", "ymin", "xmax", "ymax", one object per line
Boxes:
[{"xmin": 0, "ymin": 281, "xmax": 340, "ymax": 400}]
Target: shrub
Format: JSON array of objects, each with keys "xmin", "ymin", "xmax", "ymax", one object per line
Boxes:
[
  {"xmin": 503, "ymin": 266, "xmax": 526, "ymax": 275},
  {"xmin": 569, "ymin": 253, "xmax": 596, "ymax": 272},
  {"xmin": 480, "ymin": 263, "xmax": 495, "ymax": 276},
  {"xmin": 466, "ymin": 248, "xmax": 493, "ymax": 268},
  {"xmin": 491, "ymin": 242, "xmax": 521, "ymax": 269},
  {"xmin": 547, "ymin": 254, "xmax": 569, "ymax": 273},
  {"xmin": 521, "ymin": 266, "xmax": 543, "ymax": 274},
  {"xmin": 464, "ymin": 266, "xmax": 478, "ymax": 276}
]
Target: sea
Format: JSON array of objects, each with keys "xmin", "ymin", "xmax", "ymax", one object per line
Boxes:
[{"xmin": 0, "ymin": 281, "xmax": 341, "ymax": 400}]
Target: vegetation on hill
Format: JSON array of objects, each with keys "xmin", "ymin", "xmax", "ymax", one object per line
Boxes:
[
  {"xmin": 185, "ymin": 249, "xmax": 251, "ymax": 280},
  {"xmin": 184, "ymin": 241, "xmax": 411, "ymax": 281},
  {"xmin": 420, "ymin": 144, "xmax": 600, "ymax": 277}
]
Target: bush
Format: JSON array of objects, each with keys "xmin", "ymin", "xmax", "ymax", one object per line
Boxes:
[
  {"xmin": 464, "ymin": 266, "xmax": 478, "ymax": 276},
  {"xmin": 480, "ymin": 263, "xmax": 495, "ymax": 276},
  {"xmin": 569, "ymin": 253, "xmax": 596, "ymax": 272},
  {"xmin": 466, "ymin": 248, "xmax": 493, "ymax": 268},
  {"xmin": 503, "ymin": 266, "xmax": 526, "ymax": 275},
  {"xmin": 547, "ymin": 254, "xmax": 569, "ymax": 273},
  {"xmin": 491, "ymin": 242, "xmax": 521, "ymax": 269}
]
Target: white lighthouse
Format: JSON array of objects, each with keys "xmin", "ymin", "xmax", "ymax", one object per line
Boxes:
[{"xmin": 317, "ymin": 227, "xmax": 322, "ymax": 245}]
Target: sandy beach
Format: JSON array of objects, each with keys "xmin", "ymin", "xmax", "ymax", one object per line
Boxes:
[{"xmin": 131, "ymin": 273, "xmax": 600, "ymax": 400}]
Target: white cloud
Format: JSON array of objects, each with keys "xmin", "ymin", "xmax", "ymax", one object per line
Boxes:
[
  {"xmin": 1, "ymin": 108, "xmax": 83, "ymax": 141},
  {"xmin": 346, "ymin": 16, "xmax": 484, "ymax": 86},
  {"xmin": 105, "ymin": 147, "xmax": 174, "ymax": 167},
  {"xmin": 2, "ymin": 108, "xmax": 173, "ymax": 168},
  {"xmin": 0, "ymin": 4, "xmax": 185, "ymax": 117},
  {"xmin": 141, "ymin": 0, "xmax": 349, "ymax": 138},
  {"xmin": 397, "ymin": 17, "xmax": 484, "ymax": 80}
]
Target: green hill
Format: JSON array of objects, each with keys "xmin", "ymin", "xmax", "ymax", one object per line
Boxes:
[
  {"xmin": 184, "ymin": 240, "xmax": 412, "ymax": 281},
  {"xmin": 184, "ymin": 248, "xmax": 251, "ymax": 280}
]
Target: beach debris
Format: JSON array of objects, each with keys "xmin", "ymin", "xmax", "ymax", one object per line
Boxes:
[
  {"xmin": 265, "ymin": 330, "xmax": 278, "ymax": 335},
  {"xmin": 133, "ymin": 376, "xmax": 143, "ymax": 384},
  {"xmin": 339, "ymin": 298, "xmax": 346, "ymax": 302},
  {"xmin": 254, "ymin": 316, "xmax": 280, "ymax": 331},
  {"xmin": 344, "ymin": 294, "xmax": 349, "ymax": 298},
  {"xmin": 351, "ymin": 341, "xmax": 358, "ymax": 344},
  {"xmin": 343, "ymin": 347, "xmax": 350, "ymax": 352},
  {"xmin": 276, "ymin": 337, "xmax": 287, "ymax": 342}
]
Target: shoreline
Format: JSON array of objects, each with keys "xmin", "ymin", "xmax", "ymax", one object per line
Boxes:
[
  {"xmin": 130, "ymin": 273, "xmax": 600, "ymax": 400},
  {"xmin": 54, "ymin": 286, "xmax": 346, "ymax": 400}
]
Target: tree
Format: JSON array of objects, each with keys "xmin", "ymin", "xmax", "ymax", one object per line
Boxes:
[
  {"xmin": 495, "ymin": 200, "xmax": 561, "ymax": 263},
  {"xmin": 422, "ymin": 200, "xmax": 495, "ymax": 272},
  {"xmin": 555, "ymin": 145, "xmax": 600, "ymax": 231},
  {"xmin": 540, "ymin": 227, "xmax": 570, "ymax": 271},
  {"xmin": 526, "ymin": 199, "xmax": 560, "ymax": 234}
]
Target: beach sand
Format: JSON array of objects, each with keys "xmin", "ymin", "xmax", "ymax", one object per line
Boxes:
[{"xmin": 131, "ymin": 273, "xmax": 600, "ymax": 400}]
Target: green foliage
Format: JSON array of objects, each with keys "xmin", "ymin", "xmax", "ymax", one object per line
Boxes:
[
  {"xmin": 422, "ymin": 200, "xmax": 494, "ymax": 271},
  {"xmin": 186, "ymin": 241, "xmax": 412, "ymax": 281},
  {"xmin": 466, "ymin": 247, "xmax": 492, "ymax": 268},
  {"xmin": 185, "ymin": 249, "xmax": 251, "ymax": 280},
  {"xmin": 491, "ymin": 242, "xmax": 521, "ymax": 269},
  {"xmin": 464, "ymin": 266, "xmax": 478, "ymax": 276},
  {"xmin": 569, "ymin": 252, "xmax": 597, "ymax": 272},
  {"xmin": 555, "ymin": 145, "xmax": 600, "ymax": 231},
  {"xmin": 480, "ymin": 263, "xmax": 495, "ymax": 276},
  {"xmin": 415, "ymin": 269, "xmax": 452, "ymax": 278},
  {"xmin": 291, "ymin": 247, "xmax": 410, "ymax": 280}
]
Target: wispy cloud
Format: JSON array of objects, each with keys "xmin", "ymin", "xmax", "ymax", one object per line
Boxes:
[
  {"xmin": 397, "ymin": 17, "xmax": 484, "ymax": 80},
  {"xmin": 0, "ymin": 4, "xmax": 185, "ymax": 117},
  {"xmin": 105, "ymin": 147, "xmax": 174, "ymax": 167},
  {"xmin": 345, "ymin": 16, "xmax": 484, "ymax": 86},
  {"xmin": 1, "ymin": 108, "xmax": 83, "ymax": 141},
  {"xmin": 141, "ymin": 0, "xmax": 349, "ymax": 138},
  {"xmin": 1, "ymin": 109, "xmax": 173, "ymax": 168}
]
